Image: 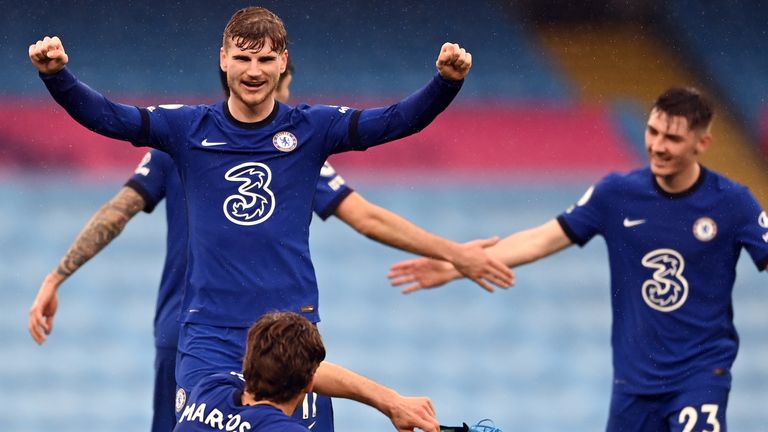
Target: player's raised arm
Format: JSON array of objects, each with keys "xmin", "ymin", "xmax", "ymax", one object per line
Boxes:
[
  {"xmin": 333, "ymin": 192, "xmax": 512, "ymax": 292},
  {"xmin": 28, "ymin": 36, "xmax": 146, "ymax": 144},
  {"xmin": 333, "ymin": 42, "xmax": 472, "ymax": 153},
  {"xmin": 28, "ymin": 187, "xmax": 145, "ymax": 344},
  {"xmin": 28, "ymin": 36, "xmax": 69, "ymax": 74},
  {"xmin": 390, "ymin": 219, "xmax": 573, "ymax": 294}
]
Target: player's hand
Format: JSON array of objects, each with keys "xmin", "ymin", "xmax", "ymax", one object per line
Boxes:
[
  {"xmin": 448, "ymin": 237, "xmax": 514, "ymax": 293},
  {"xmin": 385, "ymin": 394, "xmax": 440, "ymax": 432},
  {"xmin": 389, "ymin": 257, "xmax": 457, "ymax": 294},
  {"xmin": 29, "ymin": 273, "xmax": 62, "ymax": 344},
  {"xmin": 29, "ymin": 36, "xmax": 69, "ymax": 74},
  {"xmin": 435, "ymin": 42, "xmax": 472, "ymax": 81}
]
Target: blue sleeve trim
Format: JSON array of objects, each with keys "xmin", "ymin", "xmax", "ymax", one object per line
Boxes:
[
  {"xmin": 124, "ymin": 179, "xmax": 159, "ymax": 213},
  {"xmin": 348, "ymin": 110, "xmax": 362, "ymax": 150},
  {"xmin": 133, "ymin": 107, "xmax": 151, "ymax": 147},
  {"xmin": 556, "ymin": 215, "xmax": 586, "ymax": 247},
  {"xmin": 316, "ymin": 188, "xmax": 354, "ymax": 220}
]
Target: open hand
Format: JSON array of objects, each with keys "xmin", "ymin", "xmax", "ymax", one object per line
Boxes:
[{"xmin": 29, "ymin": 273, "xmax": 62, "ymax": 344}]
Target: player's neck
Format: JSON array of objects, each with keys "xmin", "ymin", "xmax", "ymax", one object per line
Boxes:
[
  {"xmin": 241, "ymin": 391, "xmax": 303, "ymax": 417},
  {"xmin": 227, "ymin": 96, "xmax": 275, "ymax": 123},
  {"xmin": 655, "ymin": 163, "xmax": 701, "ymax": 194}
]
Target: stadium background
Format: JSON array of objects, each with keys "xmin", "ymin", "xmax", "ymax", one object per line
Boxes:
[{"xmin": 1, "ymin": 0, "xmax": 767, "ymax": 430}]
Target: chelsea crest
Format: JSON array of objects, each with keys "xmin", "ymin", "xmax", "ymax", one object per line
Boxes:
[
  {"xmin": 273, "ymin": 131, "xmax": 298, "ymax": 152},
  {"xmin": 175, "ymin": 387, "xmax": 187, "ymax": 412},
  {"xmin": 693, "ymin": 217, "xmax": 717, "ymax": 242}
]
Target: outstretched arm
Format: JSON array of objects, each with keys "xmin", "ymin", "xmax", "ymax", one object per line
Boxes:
[
  {"xmin": 334, "ymin": 192, "xmax": 513, "ymax": 291},
  {"xmin": 29, "ymin": 187, "xmax": 145, "ymax": 344},
  {"xmin": 348, "ymin": 43, "xmax": 472, "ymax": 150},
  {"xmin": 29, "ymin": 36, "xmax": 144, "ymax": 143},
  {"xmin": 389, "ymin": 219, "xmax": 573, "ymax": 293},
  {"xmin": 314, "ymin": 361, "xmax": 440, "ymax": 432}
]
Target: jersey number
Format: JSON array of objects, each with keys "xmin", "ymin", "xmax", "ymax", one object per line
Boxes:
[
  {"xmin": 678, "ymin": 404, "xmax": 720, "ymax": 432},
  {"xmin": 302, "ymin": 392, "xmax": 317, "ymax": 420}
]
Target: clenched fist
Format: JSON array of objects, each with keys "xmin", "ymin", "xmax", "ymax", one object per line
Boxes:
[
  {"xmin": 435, "ymin": 42, "xmax": 472, "ymax": 81},
  {"xmin": 29, "ymin": 36, "xmax": 69, "ymax": 74}
]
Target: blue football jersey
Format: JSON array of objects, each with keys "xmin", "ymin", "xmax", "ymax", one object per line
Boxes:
[
  {"xmin": 126, "ymin": 149, "xmax": 186, "ymax": 348},
  {"xmin": 140, "ymin": 102, "xmax": 352, "ymax": 327},
  {"xmin": 558, "ymin": 167, "xmax": 768, "ymax": 394},
  {"xmin": 125, "ymin": 152, "xmax": 352, "ymax": 348},
  {"xmin": 42, "ymin": 68, "xmax": 460, "ymax": 327},
  {"xmin": 175, "ymin": 372, "xmax": 307, "ymax": 432}
]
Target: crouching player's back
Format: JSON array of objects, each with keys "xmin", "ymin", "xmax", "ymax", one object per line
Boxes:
[{"xmin": 175, "ymin": 312, "xmax": 325, "ymax": 432}]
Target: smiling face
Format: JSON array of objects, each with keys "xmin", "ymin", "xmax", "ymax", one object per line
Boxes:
[
  {"xmin": 645, "ymin": 108, "xmax": 711, "ymax": 191},
  {"xmin": 220, "ymin": 37, "xmax": 287, "ymax": 119}
]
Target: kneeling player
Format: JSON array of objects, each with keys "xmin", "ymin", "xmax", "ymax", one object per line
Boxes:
[{"xmin": 175, "ymin": 312, "xmax": 325, "ymax": 432}]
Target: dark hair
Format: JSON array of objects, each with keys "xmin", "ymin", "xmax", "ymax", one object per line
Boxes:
[
  {"xmin": 652, "ymin": 87, "xmax": 714, "ymax": 131},
  {"xmin": 282, "ymin": 56, "xmax": 295, "ymax": 83},
  {"xmin": 223, "ymin": 7, "xmax": 287, "ymax": 53},
  {"xmin": 242, "ymin": 312, "xmax": 325, "ymax": 404},
  {"xmin": 218, "ymin": 56, "xmax": 293, "ymax": 99}
]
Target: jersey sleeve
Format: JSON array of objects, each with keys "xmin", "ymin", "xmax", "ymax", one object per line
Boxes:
[
  {"xmin": 556, "ymin": 176, "xmax": 613, "ymax": 246},
  {"xmin": 313, "ymin": 161, "xmax": 354, "ymax": 220},
  {"xmin": 133, "ymin": 104, "xmax": 200, "ymax": 155},
  {"xmin": 124, "ymin": 150, "xmax": 172, "ymax": 213},
  {"xmin": 40, "ymin": 68, "xmax": 190, "ymax": 154},
  {"xmin": 40, "ymin": 68, "xmax": 144, "ymax": 143},
  {"xmin": 308, "ymin": 73, "xmax": 462, "ymax": 154},
  {"xmin": 733, "ymin": 187, "xmax": 768, "ymax": 270},
  {"xmin": 349, "ymin": 73, "xmax": 462, "ymax": 151}
]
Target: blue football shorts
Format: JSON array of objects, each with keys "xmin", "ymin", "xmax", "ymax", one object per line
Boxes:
[
  {"xmin": 606, "ymin": 385, "xmax": 729, "ymax": 432},
  {"xmin": 152, "ymin": 346, "xmax": 177, "ymax": 432}
]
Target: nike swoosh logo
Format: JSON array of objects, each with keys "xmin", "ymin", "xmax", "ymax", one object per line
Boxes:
[
  {"xmin": 201, "ymin": 138, "xmax": 227, "ymax": 147},
  {"xmin": 623, "ymin": 218, "xmax": 646, "ymax": 227},
  {"xmin": 308, "ymin": 421, "xmax": 316, "ymax": 430}
]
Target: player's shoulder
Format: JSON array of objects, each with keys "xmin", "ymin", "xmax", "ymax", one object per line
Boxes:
[
  {"xmin": 702, "ymin": 166, "xmax": 759, "ymax": 206},
  {"xmin": 145, "ymin": 102, "xmax": 210, "ymax": 113},
  {"xmin": 593, "ymin": 167, "xmax": 649, "ymax": 193},
  {"xmin": 703, "ymin": 166, "xmax": 749, "ymax": 193},
  {"xmin": 286, "ymin": 102, "xmax": 355, "ymax": 122},
  {"xmin": 195, "ymin": 372, "xmax": 244, "ymax": 394},
  {"xmin": 147, "ymin": 148, "xmax": 174, "ymax": 167},
  {"xmin": 144, "ymin": 102, "xmax": 217, "ymax": 121}
]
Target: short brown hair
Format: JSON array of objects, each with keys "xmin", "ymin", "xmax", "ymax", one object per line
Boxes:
[
  {"xmin": 242, "ymin": 312, "xmax": 326, "ymax": 404},
  {"xmin": 652, "ymin": 87, "xmax": 714, "ymax": 131},
  {"xmin": 223, "ymin": 6, "xmax": 287, "ymax": 53}
]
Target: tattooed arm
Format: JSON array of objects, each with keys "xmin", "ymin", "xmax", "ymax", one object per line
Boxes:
[{"xmin": 29, "ymin": 186, "xmax": 145, "ymax": 344}]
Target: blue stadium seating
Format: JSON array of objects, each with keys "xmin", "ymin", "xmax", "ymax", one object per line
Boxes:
[{"xmin": 2, "ymin": 0, "xmax": 570, "ymax": 100}]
